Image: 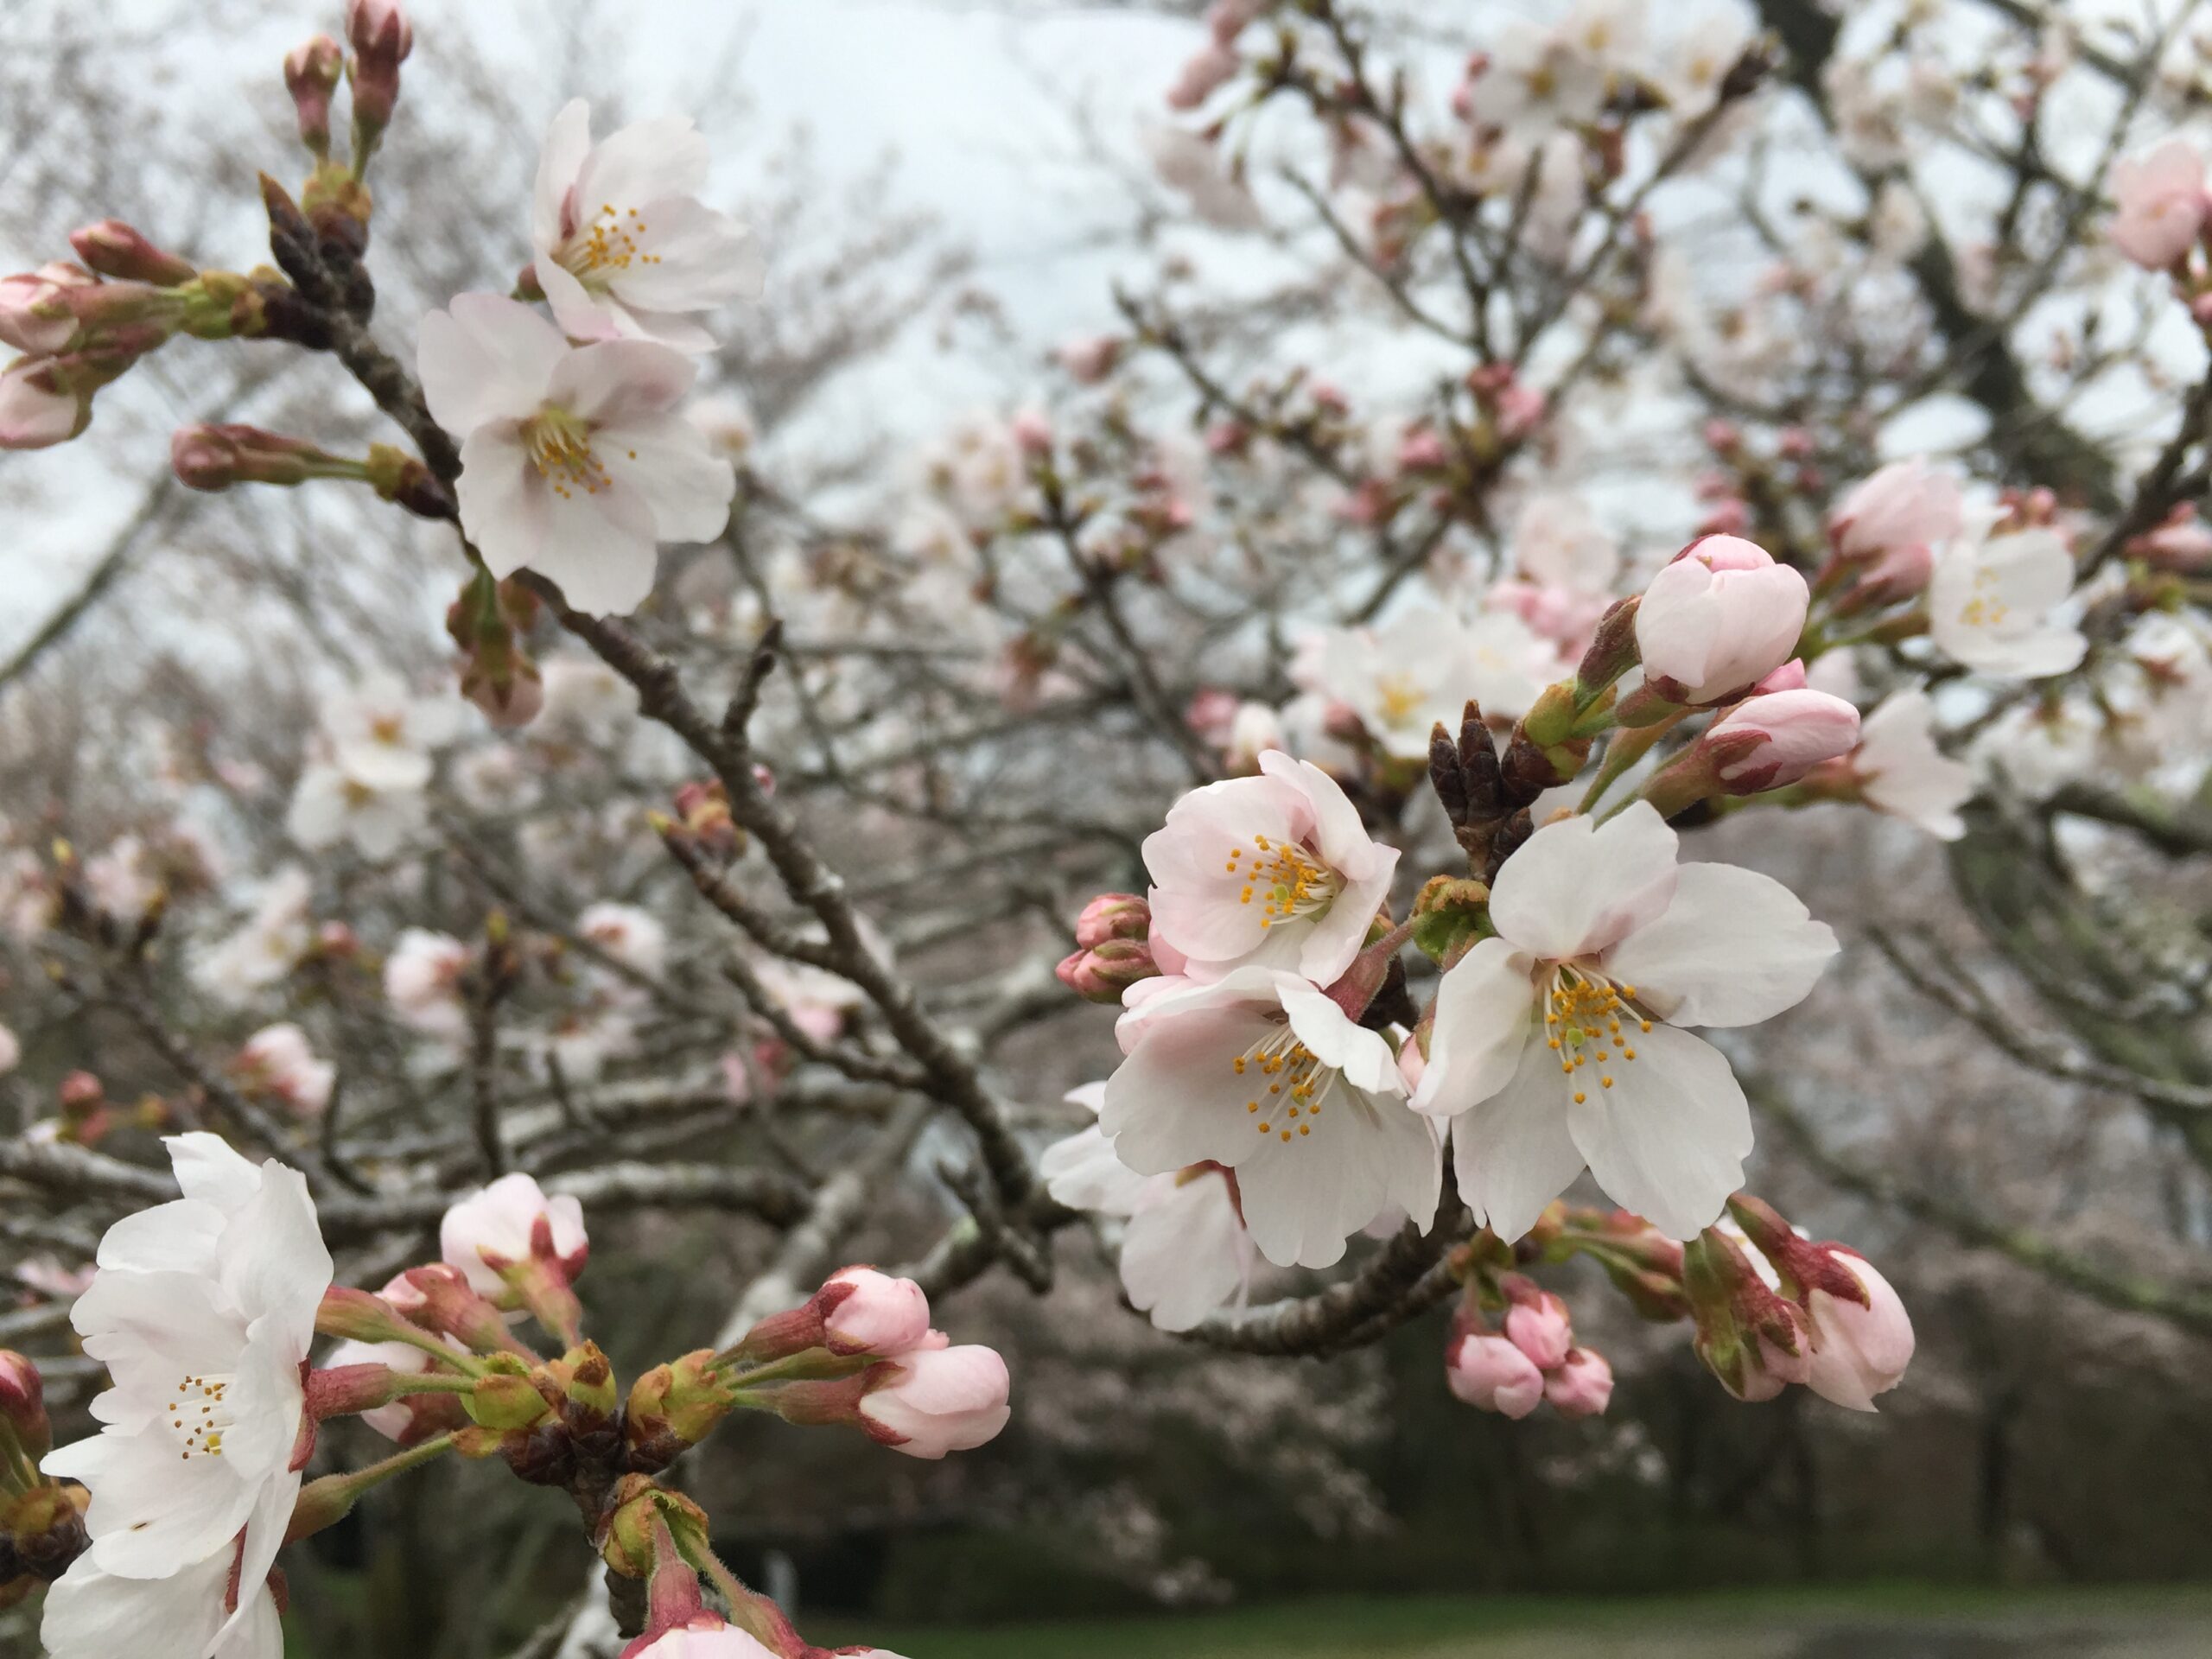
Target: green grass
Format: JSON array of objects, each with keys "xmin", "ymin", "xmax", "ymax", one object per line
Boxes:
[{"xmin": 814, "ymin": 1584, "xmax": 2212, "ymax": 1659}]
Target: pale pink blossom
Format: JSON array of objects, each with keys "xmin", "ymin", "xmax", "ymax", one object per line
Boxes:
[
  {"xmin": 1143, "ymin": 750, "xmax": 1399, "ymax": 986},
  {"xmin": 2106, "ymin": 137, "xmax": 2209, "ymax": 270},
  {"xmin": 1414, "ymin": 803, "xmax": 1835, "ymax": 1239},
  {"xmin": 235, "ymin": 1022, "xmax": 336, "ymax": 1116},
  {"xmin": 1321, "ymin": 607, "xmax": 1551, "ymax": 756},
  {"xmin": 383, "ymin": 927, "xmax": 471, "ymax": 1042},
  {"xmin": 1446, "ymin": 1332, "xmax": 1545, "ymax": 1417},
  {"xmin": 0, "ymin": 356, "xmax": 86, "ymax": 448},
  {"xmin": 858, "ymin": 1343, "xmax": 1012, "ymax": 1459},
  {"xmin": 1635, "ymin": 536, "xmax": 1808, "ymax": 704},
  {"xmin": 1167, "ymin": 42, "xmax": 1241, "ymax": 110},
  {"xmin": 440, "ymin": 1171, "xmax": 589, "ymax": 1301},
  {"xmin": 1103, "ymin": 968, "xmax": 1440, "ymax": 1268},
  {"xmin": 1929, "ymin": 525, "xmax": 2084, "ymax": 678},
  {"xmin": 578, "ymin": 900, "xmax": 668, "ymax": 980},
  {"xmin": 624, "ymin": 1617, "xmax": 781, "ymax": 1659},
  {"xmin": 192, "ymin": 867, "xmax": 314, "ymax": 1006},
  {"xmin": 1829, "ymin": 458, "xmax": 1959, "ymax": 600},
  {"xmin": 417, "ymin": 294, "xmax": 735, "ymax": 615},
  {"xmin": 531, "ymin": 99, "xmax": 760, "ymax": 350},
  {"xmin": 0, "ymin": 261, "xmax": 96, "ymax": 355}
]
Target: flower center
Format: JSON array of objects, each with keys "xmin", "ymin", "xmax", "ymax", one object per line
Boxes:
[
  {"xmin": 166, "ymin": 1371, "xmax": 238, "ymax": 1460},
  {"xmin": 557, "ymin": 199, "xmax": 663, "ymax": 287},
  {"xmin": 1230, "ymin": 1022, "xmax": 1338, "ymax": 1143},
  {"xmin": 1224, "ymin": 832, "xmax": 1341, "ymax": 931},
  {"xmin": 523, "ymin": 406, "xmax": 612, "ymax": 501},
  {"xmin": 1374, "ymin": 675, "xmax": 1427, "ymax": 728},
  {"xmin": 1956, "ymin": 566, "xmax": 2012, "ymax": 631},
  {"xmin": 1543, "ymin": 964, "xmax": 1654, "ymax": 1107}
]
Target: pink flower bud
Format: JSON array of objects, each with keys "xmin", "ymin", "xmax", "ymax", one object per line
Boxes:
[
  {"xmin": 346, "ymin": 0, "xmax": 414, "ymax": 138},
  {"xmin": 0, "ymin": 262, "xmax": 95, "ymax": 355},
  {"xmin": 170, "ymin": 422, "xmax": 335, "ymax": 491},
  {"xmin": 817, "ymin": 1267, "xmax": 933, "ymax": 1357},
  {"xmin": 1803, "ymin": 1250, "xmax": 1915, "ymax": 1413},
  {"xmin": 622, "ymin": 1614, "xmax": 780, "ymax": 1659},
  {"xmin": 1445, "ymin": 1332, "xmax": 1545, "ymax": 1418},
  {"xmin": 1208, "ymin": 0, "xmax": 1268, "ymax": 43},
  {"xmin": 1073, "ymin": 893, "xmax": 1151, "ymax": 950},
  {"xmin": 0, "ymin": 1350, "xmax": 50, "ymax": 1459},
  {"xmin": 1751, "ymin": 658, "xmax": 1807, "ymax": 694},
  {"xmin": 1395, "ymin": 427, "xmax": 1451, "ymax": 473},
  {"xmin": 1056, "ymin": 937, "xmax": 1162, "ymax": 1002},
  {"xmin": 1635, "ymin": 536, "xmax": 1809, "ymax": 704},
  {"xmin": 284, "ymin": 35, "xmax": 346, "ymax": 153},
  {"xmin": 1011, "ymin": 409, "xmax": 1053, "ymax": 456},
  {"xmin": 1503, "ymin": 1289, "xmax": 1573, "ymax": 1371},
  {"xmin": 69, "ymin": 220, "xmax": 197, "ymax": 287},
  {"xmin": 858, "ymin": 1344, "xmax": 1013, "ymax": 1459},
  {"xmin": 1057, "ymin": 334, "xmax": 1122, "ymax": 384},
  {"xmin": 1700, "ymin": 689, "xmax": 1862, "ymax": 792},
  {"xmin": 1543, "ymin": 1348, "xmax": 1614, "ymax": 1419}
]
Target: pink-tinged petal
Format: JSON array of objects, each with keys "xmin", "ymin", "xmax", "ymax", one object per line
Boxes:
[
  {"xmin": 550, "ymin": 338, "xmax": 696, "ymax": 425},
  {"xmin": 538, "ymin": 257, "xmax": 620, "ymax": 345},
  {"xmin": 1413, "ymin": 937, "xmax": 1536, "ymax": 1116},
  {"xmin": 1039, "ymin": 1123, "xmax": 1151, "ymax": 1217},
  {"xmin": 1100, "ymin": 989, "xmax": 1283, "ymax": 1175},
  {"xmin": 596, "ymin": 410, "xmax": 734, "ymax": 543},
  {"xmin": 601, "ymin": 300, "xmax": 718, "ymax": 352},
  {"xmin": 1121, "ymin": 1170, "xmax": 1246, "ymax": 1332},
  {"xmin": 1488, "ymin": 801, "xmax": 1681, "ymax": 961},
  {"xmin": 1806, "ymin": 1253, "xmax": 1915, "ymax": 1412},
  {"xmin": 67, "ymin": 1268, "xmax": 245, "ymax": 1384},
  {"xmin": 454, "ymin": 425, "xmax": 546, "ymax": 581},
  {"xmin": 575, "ymin": 115, "xmax": 711, "ymax": 214},
  {"xmin": 1447, "ymin": 1027, "xmax": 1586, "ymax": 1243},
  {"xmin": 1298, "ymin": 850, "xmax": 1394, "ymax": 987},
  {"xmin": 416, "ymin": 295, "xmax": 565, "ymax": 432},
  {"xmin": 531, "ymin": 99, "xmax": 594, "ymax": 255},
  {"xmin": 521, "ymin": 475, "xmax": 661, "ymax": 616},
  {"xmin": 605, "ymin": 195, "xmax": 760, "ymax": 309},
  {"xmin": 213, "ymin": 1460, "xmax": 301, "ymax": 1652},
  {"xmin": 1565, "ymin": 1021, "xmax": 1749, "ymax": 1240},
  {"xmin": 1600, "ymin": 863, "xmax": 1836, "ymax": 1028},
  {"xmin": 1257, "ymin": 751, "xmax": 1366, "ymax": 874}
]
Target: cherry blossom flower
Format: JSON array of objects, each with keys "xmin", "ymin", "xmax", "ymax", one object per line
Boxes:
[
  {"xmin": 578, "ymin": 900, "xmax": 669, "ymax": 980},
  {"xmin": 1414, "ymin": 803, "xmax": 1835, "ymax": 1240},
  {"xmin": 1721, "ymin": 1214, "xmax": 1915, "ymax": 1412},
  {"xmin": 1829, "ymin": 458, "xmax": 1959, "ymax": 600},
  {"xmin": 857, "ymin": 1340, "xmax": 1012, "ymax": 1459},
  {"xmin": 41, "ymin": 1548, "xmax": 283, "ymax": 1659},
  {"xmin": 191, "ymin": 867, "xmax": 314, "ymax": 1006},
  {"xmin": 1465, "ymin": 21, "xmax": 1609, "ymax": 139},
  {"xmin": 1321, "ymin": 608, "xmax": 1551, "ymax": 758},
  {"xmin": 1142, "ymin": 750, "xmax": 1398, "ymax": 986},
  {"xmin": 1634, "ymin": 536, "xmax": 1808, "ymax": 704},
  {"xmin": 2106, "ymin": 137, "xmax": 2209, "ymax": 270},
  {"xmin": 1101, "ymin": 968, "xmax": 1440, "ymax": 1268},
  {"xmin": 1040, "ymin": 1082, "xmax": 1251, "ymax": 1332},
  {"xmin": 624, "ymin": 1618, "xmax": 781, "ymax": 1659},
  {"xmin": 417, "ymin": 293, "xmax": 735, "ymax": 615},
  {"xmin": 1927, "ymin": 525, "xmax": 2085, "ymax": 678},
  {"xmin": 1140, "ymin": 124, "xmax": 1264, "ymax": 230},
  {"xmin": 234, "ymin": 1021, "xmax": 335, "ymax": 1116},
  {"xmin": 383, "ymin": 927, "xmax": 472, "ymax": 1043},
  {"xmin": 1544, "ymin": 1347, "xmax": 1615, "ymax": 1418},
  {"xmin": 441, "ymin": 1171, "xmax": 589, "ymax": 1302},
  {"xmin": 43, "ymin": 1135, "xmax": 328, "ymax": 1637},
  {"xmin": 531, "ymin": 99, "xmax": 760, "ymax": 351},
  {"xmin": 1841, "ymin": 690, "xmax": 1973, "ymax": 839}
]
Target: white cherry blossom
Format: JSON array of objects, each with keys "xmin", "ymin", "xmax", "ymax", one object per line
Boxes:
[
  {"xmin": 1413, "ymin": 804, "xmax": 1835, "ymax": 1240},
  {"xmin": 417, "ymin": 293, "xmax": 735, "ymax": 615},
  {"xmin": 531, "ymin": 99, "xmax": 760, "ymax": 351},
  {"xmin": 1927, "ymin": 526, "xmax": 2085, "ymax": 678},
  {"xmin": 1142, "ymin": 750, "xmax": 1399, "ymax": 986},
  {"xmin": 1101, "ymin": 968, "xmax": 1440, "ymax": 1269},
  {"xmin": 1847, "ymin": 690, "xmax": 1973, "ymax": 840}
]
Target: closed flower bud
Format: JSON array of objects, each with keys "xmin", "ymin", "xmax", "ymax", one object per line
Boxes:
[
  {"xmin": 68, "ymin": 221, "xmax": 197, "ymax": 288},
  {"xmin": 1445, "ymin": 1332, "xmax": 1544, "ymax": 1418},
  {"xmin": 283, "ymin": 35, "xmax": 346, "ymax": 154},
  {"xmin": 1055, "ymin": 937, "xmax": 1161, "ymax": 1002},
  {"xmin": 1072, "ymin": 893, "xmax": 1150, "ymax": 950},
  {"xmin": 1684, "ymin": 1226, "xmax": 1814, "ymax": 1403},
  {"xmin": 465, "ymin": 1370, "xmax": 553, "ymax": 1433},
  {"xmin": 345, "ymin": 0, "xmax": 414, "ymax": 143},
  {"xmin": 856, "ymin": 1344, "xmax": 1012, "ymax": 1459},
  {"xmin": 1700, "ymin": 689, "xmax": 1862, "ymax": 791},
  {"xmin": 1500, "ymin": 1281, "xmax": 1573, "ymax": 1371},
  {"xmin": 1635, "ymin": 536, "xmax": 1808, "ymax": 705},
  {"xmin": 1544, "ymin": 1348, "xmax": 1615, "ymax": 1419},
  {"xmin": 0, "ymin": 1351, "xmax": 49, "ymax": 1459},
  {"xmin": 818, "ymin": 1268, "xmax": 932, "ymax": 1357},
  {"xmin": 0, "ymin": 263, "xmax": 96, "ymax": 355}
]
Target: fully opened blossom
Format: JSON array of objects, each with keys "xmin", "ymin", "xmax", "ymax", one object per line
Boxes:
[
  {"xmin": 1321, "ymin": 608, "xmax": 1551, "ymax": 759},
  {"xmin": 417, "ymin": 294, "xmax": 735, "ymax": 615},
  {"xmin": 531, "ymin": 99, "xmax": 760, "ymax": 350},
  {"xmin": 1142, "ymin": 750, "xmax": 1398, "ymax": 985},
  {"xmin": 234, "ymin": 1021, "xmax": 335, "ymax": 1116},
  {"xmin": 1040, "ymin": 1082, "xmax": 1251, "ymax": 1332},
  {"xmin": 383, "ymin": 927, "xmax": 471, "ymax": 1043},
  {"xmin": 1414, "ymin": 804, "xmax": 1835, "ymax": 1240},
  {"xmin": 43, "ymin": 1135, "xmax": 329, "ymax": 1636},
  {"xmin": 1102, "ymin": 968, "xmax": 1440, "ymax": 1269},
  {"xmin": 1927, "ymin": 525, "xmax": 2085, "ymax": 678}
]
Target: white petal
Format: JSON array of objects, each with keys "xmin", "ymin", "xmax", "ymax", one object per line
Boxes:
[
  {"xmin": 1121, "ymin": 1172, "xmax": 1247, "ymax": 1332},
  {"xmin": 74, "ymin": 1423, "xmax": 259, "ymax": 1577},
  {"xmin": 605, "ymin": 196, "xmax": 758, "ymax": 309},
  {"xmin": 41, "ymin": 1548, "xmax": 236, "ymax": 1659},
  {"xmin": 1276, "ymin": 975, "xmax": 1402, "ymax": 1096},
  {"xmin": 525, "ymin": 479, "xmax": 662, "ymax": 615},
  {"xmin": 597, "ymin": 410, "xmax": 734, "ymax": 543},
  {"xmin": 1600, "ymin": 863, "xmax": 1837, "ymax": 1028},
  {"xmin": 416, "ymin": 295, "xmax": 564, "ymax": 434},
  {"xmin": 217, "ymin": 1160, "xmax": 332, "ymax": 1343},
  {"xmin": 1488, "ymin": 801, "xmax": 1681, "ymax": 960},
  {"xmin": 1235, "ymin": 1085, "xmax": 1438, "ymax": 1268},
  {"xmin": 575, "ymin": 115, "xmax": 710, "ymax": 212},
  {"xmin": 1412, "ymin": 936, "xmax": 1536, "ymax": 1116},
  {"xmin": 165, "ymin": 1133, "xmax": 263, "ymax": 1212},
  {"xmin": 96, "ymin": 1199, "xmax": 225, "ymax": 1279},
  {"xmin": 1100, "ymin": 997, "xmax": 1283, "ymax": 1175},
  {"xmin": 1039, "ymin": 1125, "xmax": 1150, "ymax": 1217},
  {"xmin": 531, "ymin": 98, "xmax": 594, "ymax": 256},
  {"xmin": 549, "ymin": 339, "xmax": 696, "ymax": 426},
  {"xmin": 1448, "ymin": 1028, "xmax": 1586, "ymax": 1242},
  {"xmin": 454, "ymin": 425, "xmax": 550, "ymax": 581},
  {"xmin": 1566, "ymin": 1021, "xmax": 1750, "ymax": 1239}
]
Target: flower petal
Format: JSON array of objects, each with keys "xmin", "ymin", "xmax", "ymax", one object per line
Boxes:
[
  {"xmin": 416, "ymin": 295, "xmax": 565, "ymax": 433},
  {"xmin": 1448, "ymin": 1027, "xmax": 1586, "ymax": 1242},
  {"xmin": 1412, "ymin": 936, "xmax": 1536, "ymax": 1116},
  {"xmin": 1566, "ymin": 1021, "xmax": 1750, "ymax": 1239},
  {"xmin": 1488, "ymin": 801, "xmax": 1681, "ymax": 960},
  {"xmin": 1600, "ymin": 863, "xmax": 1836, "ymax": 1028},
  {"xmin": 596, "ymin": 410, "xmax": 734, "ymax": 543},
  {"xmin": 531, "ymin": 98, "xmax": 594, "ymax": 257},
  {"xmin": 1121, "ymin": 1171, "xmax": 1247, "ymax": 1332}
]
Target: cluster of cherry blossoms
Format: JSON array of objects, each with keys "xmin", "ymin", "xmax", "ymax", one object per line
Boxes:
[{"xmin": 1, "ymin": 1137, "xmax": 1005, "ymax": 1659}]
